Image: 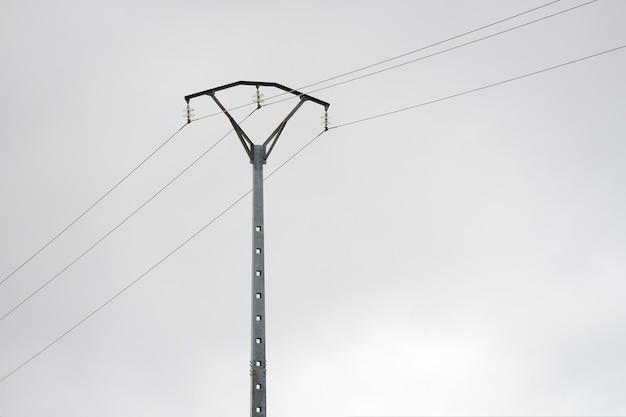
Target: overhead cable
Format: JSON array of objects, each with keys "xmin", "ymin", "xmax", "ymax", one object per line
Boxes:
[
  {"xmin": 0, "ymin": 123, "xmax": 188, "ymax": 288},
  {"xmin": 190, "ymin": 0, "xmax": 592, "ymax": 121},
  {"xmin": 0, "ymin": 129, "xmax": 326, "ymax": 384},
  {"xmin": 248, "ymin": 0, "xmax": 572, "ymax": 105},
  {"xmin": 263, "ymin": 0, "xmax": 600, "ymax": 106},
  {"xmin": 0, "ymin": 109, "xmax": 257, "ymax": 322},
  {"xmin": 2, "ymin": 44, "xmax": 623, "ymax": 383},
  {"xmin": 0, "ymin": 0, "xmax": 587, "ymax": 284},
  {"xmin": 328, "ymin": 45, "xmax": 625, "ymax": 129}
]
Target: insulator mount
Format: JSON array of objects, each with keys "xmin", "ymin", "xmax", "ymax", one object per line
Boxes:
[
  {"xmin": 253, "ymin": 86, "xmax": 265, "ymax": 108},
  {"xmin": 183, "ymin": 102, "xmax": 195, "ymax": 123}
]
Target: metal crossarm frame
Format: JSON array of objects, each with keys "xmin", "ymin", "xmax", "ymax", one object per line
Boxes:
[
  {"xmin": 185, "ymin": 81, "xmax": 328, "ymax": 417},
  {"xmin": 184, "ymin": 80, "xmax": 330, "ymax": 108}
]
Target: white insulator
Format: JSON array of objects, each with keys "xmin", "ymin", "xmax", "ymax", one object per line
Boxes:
[{"xmin": 252, "ymin": 93, "xmax": 265, "ymax": 104}]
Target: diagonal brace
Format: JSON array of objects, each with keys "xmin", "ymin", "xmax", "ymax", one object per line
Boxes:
[
  {"xmin": 263, "ymin": 98, "xmax": 306, "ymax": 161},
  {"xmin": 209, "ymin": 93, "xmax": 255, "ymax": 161}
]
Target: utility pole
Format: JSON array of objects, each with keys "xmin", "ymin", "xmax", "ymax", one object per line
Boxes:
[{"xmin": 184, "ymin": 82, "xmax": 329, "ymax": 417}]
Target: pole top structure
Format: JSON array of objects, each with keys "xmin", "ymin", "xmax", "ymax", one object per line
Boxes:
[
  {"xmin": 185, "ymin": 81, "xmax": 329, "ymax": 163},
  {"xmin": 184, "ymin": 81, "xmax": 329, "ymax": 417}
]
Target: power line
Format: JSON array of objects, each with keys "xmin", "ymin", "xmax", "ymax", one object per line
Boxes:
[
  {"xmin": 0, "ymin": 129, "xmax": 326, "ymax": 385},
  {"xmin": 275, "ymin": 0, "xmax": 599, "ymax": 103},
  {"xmin": 244, "ymin": 0, "xmax": 568, "ymax": 105},
  {"xmin": 328, "ymin": 45, "xmax": 625, "ymax": 130},
  {"xmin": 0, "ymin": 0, "xmax": 584, "ymax": 285},
  {"xmin": 0, "ymin": 123, "xmax": 188, "ymax": 288},
  {"xmin": 2, "ymin": 43, "xmax": 622, "ymax": 383},
  {"xmin": 284, "ymin": 0, "xmax": 564, "ymax": 93},
  {"xmin": 189, "ymin": 0, "xmax": 586, "ymax": 121},
  {"xmin": 0, "ymin": 109, "xmax": 256, "ymax": 322},
  {"xmin": 0, "ymin": 185, "xmax": 254, "ymax": 384}
]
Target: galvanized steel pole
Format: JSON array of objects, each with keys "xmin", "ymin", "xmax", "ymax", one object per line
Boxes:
[
  {"xmin": 251, "ymin": 144, "xmax": 267, "ymax": 417},
  {"xmin": 184, "ymin": 81, "xmax": 329, "ymax": 417}
]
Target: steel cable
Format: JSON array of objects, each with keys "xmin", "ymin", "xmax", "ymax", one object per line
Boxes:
[
  {"xmin": 0, "ymin": 129, "xmax": 326, "ymax": 384},
  {"xmin": 0, "ymin": 0, "xmax": 617, "ymax": 384},
  {"xmin": 2, "ymin": 41, "xmax": 623, "ymax": 382},
  {"xmin": 327, "ymin": 45, "xmax": 625, "ymax": 130},
  {"xmin": 0, "ymin": 0, "xmax": 590, "ymax": 286},
  {"xmin": 0, "ymin": 109, "xmax": 257, "ymax": 322},
  {"xmin": 190, "ymin": 0, "xmax": 593, "ymax": 120},
  {"xmin": 0, "ymin": 124, "xmax": 188, "ymax": 287},
  {"xmin": 257, "ymin": 0, "xmax": 600, "ymax": 109}
]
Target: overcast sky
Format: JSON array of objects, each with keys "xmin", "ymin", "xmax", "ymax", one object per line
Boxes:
[{"xmin": 1, "ymin": 1, "xmax": 625, "ymax": 416}]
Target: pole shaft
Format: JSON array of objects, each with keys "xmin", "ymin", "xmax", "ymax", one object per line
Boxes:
[{"xmin": 250, "ymin": 145, "xmax": 267, "ymax": 417}]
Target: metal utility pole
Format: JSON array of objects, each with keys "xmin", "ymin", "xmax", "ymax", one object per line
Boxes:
[{"xmin": 184, "ymin": 81, "xmax": 329, "ymax": 417}]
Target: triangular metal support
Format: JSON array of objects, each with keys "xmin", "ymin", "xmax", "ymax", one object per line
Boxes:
[{"xmin": 209, "ymin": 92, "xmax": 307, "ymax": 164}]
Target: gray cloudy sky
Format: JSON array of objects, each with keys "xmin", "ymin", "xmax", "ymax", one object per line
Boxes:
[{"xmin": 1, "ymin": 0, "xmax": 625, "ymax": 416}]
